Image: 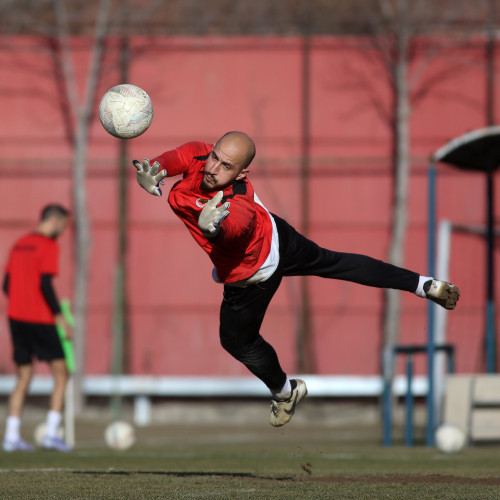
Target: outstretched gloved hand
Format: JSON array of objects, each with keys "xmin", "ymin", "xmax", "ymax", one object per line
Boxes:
[
  {"xmin": 198, "ymin": 191, "xmax": 230, "ymax": 238},
  {"xmin": 132, "ymin": 158, "xmax": 167, "ymax": 196}
]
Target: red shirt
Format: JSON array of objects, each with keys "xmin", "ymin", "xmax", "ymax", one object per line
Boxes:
[
  {"xmin": 5, "ymin": 233, "xmax": 59, "ymax": 324},
  {"xmin": 152, "ymin": 141, "xmax": 273, "ymax": 283}
]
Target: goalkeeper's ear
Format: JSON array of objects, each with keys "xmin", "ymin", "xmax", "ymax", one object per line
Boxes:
[{"xmin": 235, "ymin": 167, "xmax": 249, "ymax": 181}]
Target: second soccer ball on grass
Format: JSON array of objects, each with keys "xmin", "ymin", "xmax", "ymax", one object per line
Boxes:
[
  {"xmin": 104, "ymin": 421, "xmax": 136, "ymax": 450},
  {"xmin": 435, "ymin": 424, "xmax": 466, "ymax": 453}
]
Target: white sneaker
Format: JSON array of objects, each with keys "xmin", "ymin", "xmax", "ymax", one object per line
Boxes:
[
  {"xmin": 424, "ymin": 279, "xmax": 460, "ymax": 310},
  {"xmin": 41, "ymin": 435, "xmax": 72, "ymax": 452},
  {"xmin": 270, "ymin": 379, "xmax": 308, "ymax": 427},
  {"xmin": 3, "ymin": 438, "xmax": 34, "ymax": 452}
]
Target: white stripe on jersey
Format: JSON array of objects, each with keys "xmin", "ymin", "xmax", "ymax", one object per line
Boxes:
[{"xmin": 212, "ymin": 192, "xmax": 279, "ymax": 287}]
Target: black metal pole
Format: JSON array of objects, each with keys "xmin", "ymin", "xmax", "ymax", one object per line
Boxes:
[{"xmin": 485, "ymin": 0, "xmax": 496, "ymax": 372}]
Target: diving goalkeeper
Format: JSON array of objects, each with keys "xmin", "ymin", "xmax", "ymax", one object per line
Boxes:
[{"xmin": 133, "ymin": 131, "xmax": 459, "ymax": 427}]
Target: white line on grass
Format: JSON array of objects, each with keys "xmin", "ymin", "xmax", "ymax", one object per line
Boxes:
[{"xmin": 0, "ymin": 468, "xmax": 76, "ymax": 473}]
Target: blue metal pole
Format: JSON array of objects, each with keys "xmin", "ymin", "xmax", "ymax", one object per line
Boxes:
[
  {"xmin": 486, "ymin": 300, "xmax": 496, "ymax": 372},
  {"xmin": 427, "ymin": 164, "xmax": 437, "ymax": 447},
  {"xmin": 404, "ymin": 355, "xmax": 414, "ymax": 446},
  {"xmin": 382, "ymin": 378, "xmax": 392, "ymax": 446},
  {"xmin": 382, "ymin": 346, "xmax": 394, "ymax": 446}
]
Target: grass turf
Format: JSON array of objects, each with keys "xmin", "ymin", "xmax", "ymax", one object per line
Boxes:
[{"xmin": 1, "ymin": 416, "xmax": 500, "ymax": 499}]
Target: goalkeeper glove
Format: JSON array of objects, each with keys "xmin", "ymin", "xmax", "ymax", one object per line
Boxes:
[
  {"xmin": 132, "ymin": 158, "xmax": 167, "ymax": 197},
  {"xmin": 198, "ymin": 191, "xmax": 230, "ymax": 238}
]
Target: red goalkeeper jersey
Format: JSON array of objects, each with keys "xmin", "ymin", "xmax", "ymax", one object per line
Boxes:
[
  {"xmin": 5, "ymin": 233, "xmax": 59, "ymax": 324},
  {"xmin": 152, "ymin": 141, "xmax": 273, "ymax": 283}
]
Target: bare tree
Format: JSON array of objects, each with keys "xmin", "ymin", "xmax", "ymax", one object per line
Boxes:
[
  {"xmin": 378, "ymin": 0, "xmax": 413, "ymax": 395},
  {"xmin": 0, "ymin": 0, "xmax": 114, "ymax": 411},
  {"xmin": 342, "ymin": 0, "xmax": 488, "ymax": 390},
  {"xmin": 110, "ymin": 0, "xmax": 131, "ymax": 420},
  {"xmin": 0, "ymin": 0, "xmax": 169, "ymax": 412},
  {"xmin": 51, "ymin": 0, "xmax": 113, "ymax": 412}
]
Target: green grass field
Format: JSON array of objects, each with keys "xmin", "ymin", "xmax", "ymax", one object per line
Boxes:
[{"xmin": 1, "ymin": 406, "xmax": 500, "ymax": 499}]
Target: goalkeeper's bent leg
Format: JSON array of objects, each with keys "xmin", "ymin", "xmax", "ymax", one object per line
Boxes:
[{"xmin": 219, "ymin": 276, "xmax": 287, "ymax": 393}]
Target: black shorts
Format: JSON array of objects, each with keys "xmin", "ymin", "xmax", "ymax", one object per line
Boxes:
[{"xmin": 9, "ymin": 319, "xmax": 65, "ymax": 365}]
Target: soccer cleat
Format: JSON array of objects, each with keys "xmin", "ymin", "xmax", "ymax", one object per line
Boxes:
[
  {"xmin": 424, "ymin": 279, "xmax": 460, "ymax": 310},
  {"xmin": 3, "ymin": 438, "xmax": 34, "ymax": 452},
  {"xmin": 270, "ymin": 379, "xmax": 308, "ymax": 427},
  {"xmin": 41, "ymin": 435, "xmax": 72, "ymax": 452}
]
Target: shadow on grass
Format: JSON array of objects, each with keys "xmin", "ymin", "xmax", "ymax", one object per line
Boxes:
[
  {"xmin": 72, "ymin": 470, "xmax": 500, "ymax": 485},
  {"xmin": 72, "ymin": 470, "xmax": 291, "ymax": 480}
]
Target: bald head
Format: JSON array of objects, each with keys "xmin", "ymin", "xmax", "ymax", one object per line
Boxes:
[
  {"xmin": 216, "ymin": 131, "xmax": 256, "ymax": 170},
  {"xmin": 201, "ymin": 131, "xmax": 256, "ymax": 191}
]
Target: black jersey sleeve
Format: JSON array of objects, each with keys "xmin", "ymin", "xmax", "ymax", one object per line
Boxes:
[
  {"xmin": 40, "ymin": 274, "xmax": 61, "ymax": 315},
  {"xmin": 2, "ymin": 273, "xmax": 8, "ymax": 296}
]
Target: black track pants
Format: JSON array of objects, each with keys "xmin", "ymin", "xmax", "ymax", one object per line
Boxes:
[{"xmin": 219, "ymin": 214, "xmax": 420, "ymax": 392}]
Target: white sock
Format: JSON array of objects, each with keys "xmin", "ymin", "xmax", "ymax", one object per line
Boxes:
[
  {"xmin": 273, "ymin": 378, "xmax": 292, "ymax": 400},
  {"xmin": 415, "ymin": 275, "xmax": 433, "ymax": 298},
  {"xmin": 5, "ymin": 416, "xmax": 21, "ymax": 442},
  {"xmin": 45, "ymin": 410, "xmax": 62, "ymax": 438}
]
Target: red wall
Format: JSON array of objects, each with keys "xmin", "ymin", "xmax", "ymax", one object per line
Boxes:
[{"xmin": 0, "ymin": 36, "xmax": 498, "ymax": 378}]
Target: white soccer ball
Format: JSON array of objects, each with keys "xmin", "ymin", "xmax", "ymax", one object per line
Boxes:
[
  {"xmin": 98, "ymin": 84, "xmax": 153, "ymax": 139},
  {"xmin": 34, "ymin": 422, "xmax": 64, "ymax": 446},
  {"xmin": 435, "ymin": 424, "xmax": 467, "ymax": 453},
  {"xmin": 104, "ymin": 421, "xmax": 136, "ymax": 450}
]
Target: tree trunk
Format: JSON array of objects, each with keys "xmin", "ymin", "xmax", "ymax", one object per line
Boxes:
[
  {"xmin": 54, "ymin": 0, "xmax": 112, "ymax": 412},
  {"xmin": 111, "ymin": 30, "xmax": 131, "ymax": 419},
  {"xmin": 382, "ymin": 0, "xmax": 410, "ymax": 384},
  {"xmin": 72, "ymin": 119, "xmax": 91, "ymax": 414},
  {"xmin": 297, "ymin": 2, "xmax": 314, "ymax": 374},
  {"xmin": 297, "ymin": 25, "xmax": 315, "ymax": 373}
]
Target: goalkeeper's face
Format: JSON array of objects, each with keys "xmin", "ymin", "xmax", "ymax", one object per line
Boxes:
[{"xmin": 201, "ymin": 134, "xmax": 252, "ymax": 191}]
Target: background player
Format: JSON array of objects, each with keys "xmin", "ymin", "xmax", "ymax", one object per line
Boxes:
[
  {"xmin": 2, "ymin": 204, "xmax": 72, "ymax": 451},
  {"xmin": 133, "ymin": 131, "xmax": 459, "ymax": 427}
]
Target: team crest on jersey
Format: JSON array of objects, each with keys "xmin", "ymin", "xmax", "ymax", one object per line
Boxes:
[{"xmin": 196, "ymin": 198, "xmax": 209, "ymax": 208}]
